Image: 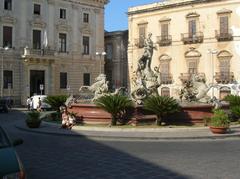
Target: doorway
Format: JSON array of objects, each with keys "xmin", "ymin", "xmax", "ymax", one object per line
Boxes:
[{"xmin": 30, "ymin": 70, "xmax": 45, "ymax": 96}]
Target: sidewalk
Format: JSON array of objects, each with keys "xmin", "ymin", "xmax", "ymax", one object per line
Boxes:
[{"xmin": 15, "ymin": 119, "xmax": 240, "ymax": 141}]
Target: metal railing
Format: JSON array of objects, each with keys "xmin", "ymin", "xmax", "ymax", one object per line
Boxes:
[
  {"xmin": 181, "ymin": 32, "xmax": 204, "ymax": 44},
  {"xmin": 215, "ymin": 29, "xmax": 233, "ymax": 41},
  {"xmin": 215, "ymin": 72, "xmax": 234, "ymax": 84},
  {"xmin": 161, "ymin": 73, "xmax": 173, "ymax": 84},
  {"xmin": 157, "ymin": 35, "xmax": 172, "ymax": 46},
  {"xmin": 179, "ymin": 73, "xmax": 205, "ymax": 82}
]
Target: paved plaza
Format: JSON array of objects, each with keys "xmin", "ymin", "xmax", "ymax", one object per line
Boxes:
[{"xmin": 1, "ymin": 109, "xmax": 240, "ymax": 179}]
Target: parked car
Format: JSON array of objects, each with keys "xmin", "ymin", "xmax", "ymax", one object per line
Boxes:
[
  {"xmin": 31, "ymin": 95, "xmax": 51, "ymax": 111},
  {"xmin": 0, "ymin": 99, "xmax": 9, "ymax": 113},
  {"xmin": 0, "ymin": 126, "xmax": 25, "ymax": 179}
]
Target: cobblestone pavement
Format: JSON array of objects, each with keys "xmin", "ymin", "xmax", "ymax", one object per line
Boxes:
[{"xmin": 1, "ymin": 109, "xmax": 240, "ymax": 179}]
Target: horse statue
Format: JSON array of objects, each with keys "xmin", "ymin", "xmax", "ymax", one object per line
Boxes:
[
  {"xmin": 179, "ymin": 74, "xmax": 216, "ymax": 103},
  {"xmin": 79, "ymin": 74, "xmax": 109, "ymax": 101}
]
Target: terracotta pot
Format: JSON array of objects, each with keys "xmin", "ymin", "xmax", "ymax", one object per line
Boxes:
[{"xmin": 209, "ymin": 126, "xmax": 229, "ymax": 134}]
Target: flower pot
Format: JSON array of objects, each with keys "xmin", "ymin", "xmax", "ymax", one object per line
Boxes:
[
  {"xmin": 26, "ymin": 120, "xmax": 41, "ymax": 128},
  {"xmin": 209, "ymin": 126, "xmax": 229, "ymax": 134}
]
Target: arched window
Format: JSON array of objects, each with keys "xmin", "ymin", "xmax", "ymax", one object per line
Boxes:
[
  {"xmin": 161, "ymin": 87, "xmax": 170, "ymax": 97},
  {"xmin": 219, "ymin": 86, "xmax": 231, "ymax": 100}
]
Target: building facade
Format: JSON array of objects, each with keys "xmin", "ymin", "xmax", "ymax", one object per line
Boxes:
[
  {"xmin": 104, "ymin": 30, "xmax": 128, "ymax": 90},
  {"xmin": 0, "ymin": 0, "xmax": 108, "ymax": 104},
  {"xmin": 128, "ymin": 0, "xmax": 240, "ymax": 100}
]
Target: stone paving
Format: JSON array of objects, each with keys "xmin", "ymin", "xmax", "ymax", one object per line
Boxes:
[{"xmin": 1, "ymin": 109, "xmax": 240, "ymax": 179}]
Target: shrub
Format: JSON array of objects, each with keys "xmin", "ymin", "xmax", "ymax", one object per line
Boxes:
[
  {"xmin": 95, "ymin": 94, "xmax": 134, "ymax": 126},
  {"xmin": 143, "ymin": 95, "xmax": 180, "ymax": 125},
  {"xmin": 44, "ymin": 95, "xmax": 68, "ymax": 111},
  {"xmin": 224, "ymin": 95, "xmax": 240, "ymax": 107},
  {"xmin": 210, "ymin": 109, "xmax": 230, "ymax": 128},
  {"xmin": 230, "ymin": 106, "xmax": 240, "ymax": 119}
]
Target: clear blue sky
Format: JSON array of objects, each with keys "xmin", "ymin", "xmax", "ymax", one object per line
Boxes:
[{"xmin": 105, "ymin": 0, "xmax": 161, "ymax": 32}]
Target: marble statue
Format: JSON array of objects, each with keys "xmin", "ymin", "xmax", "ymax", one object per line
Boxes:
[
  {"xmin": 131, "ymin": 32, "xmax": 161, "ymax": 104},
  {"xmin": 179, "ymin": 73, "xmax": 216, "ymax": 103}
]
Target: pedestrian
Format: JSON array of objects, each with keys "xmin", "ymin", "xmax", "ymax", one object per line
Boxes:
[
  {"xmin": 37, "ymin": 97, "xmax": 42, "ymax": 112},
  {"xmin": 26, "ymin": 97, "xmax": 31, "ymax": 111}
]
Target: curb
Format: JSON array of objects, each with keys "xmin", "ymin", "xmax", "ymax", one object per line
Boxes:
[{"xmin": 15, "ymin": 124, "xmax": 240, "ymax": 141}]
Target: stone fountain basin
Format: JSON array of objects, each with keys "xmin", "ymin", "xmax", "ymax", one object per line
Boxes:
[{"xmin": 68, "ymin": 103, "xmax": 229, "ymax": 125}]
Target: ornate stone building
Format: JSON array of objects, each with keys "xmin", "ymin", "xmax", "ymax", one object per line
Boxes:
[
  {"xmin": 128, "ymin": 0, "xmax": 240, "ymax": 100},
  {"xmin": 0, "ymin": 0, "xmax": 108, "ymax": 104},
  {"xmin": 104, "ymin": 30, "xmax": 128, "ymax": 90}
]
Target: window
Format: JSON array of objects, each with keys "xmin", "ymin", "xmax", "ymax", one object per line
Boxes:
[
  {"xmin": 33, "ymin": 30, "xmax": 41, "ymax": 49},
  {"xmin": 219, "ymin": 59, "xmax": 230, "ymax": 74},
  {"xmin": 106, "ymin": 44, "xmax": 113, "ymax": 60},
  {"xmin": 60, "ymin": 9, "xmax": 66, "ymax": 19},
  {"xmin": 4, "ymin": 0, "xmax": 12, "ymax": 10},
  {"xmin": 220, "ymin": 16, "xmax": 229, "ymax": 34},
  {"xmin": 138, "ymin": 25, "xmax": 146, "ymax": 48},
  {"xmin": 60, "ymin": 72, "xmax": 67, "ymax": 89},
  {"xmin": 160, "ymin": 62, "xmax": 170, "ymax": 80},
  {"xmin": 59, "ymin": 33, "xmax": 67, "ymax": 52},
  {"xmin": 33, "ymin": 4, "xmax": 41, "ymax": 15},
  {"xmin": 161, "ymin": 23, "xmax": 169, "ymax": 39},
  {"xmin": 3, "ymin": 26, "xmax": 12, "ymax": 48},
  {"xmin": 83, "ymin": 13, "xmax": 89, "ymax": 23},
  {"xmin": 188, "ymin": 61, "xmax": 197, "ymax": 74},
  {"xmin": 83, "ymin": 73, "xmax": 90, "ymax": 86},
  {"xmin": 161, "ymin": 87, "xmax": 170, "ymax": 97},
  {"xmin": 188, "ymin": 19, "xmax": 196, "ymax": 37},
  {"xmin": 3, "ymin": 70, "xmax": 12, "ymax": 89},
  {"xmin": 83, "ymin": 36, "xmax": 89, "ymax": 55}
]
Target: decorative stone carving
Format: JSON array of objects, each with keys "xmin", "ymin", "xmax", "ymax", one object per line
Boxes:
[
  {"xmin": 179, "ymin": 73, "xmax": 215, "ymax": 103},
  {"xmin": 131, "ymin": 32, "xmax": 161, "ymax": 104}
]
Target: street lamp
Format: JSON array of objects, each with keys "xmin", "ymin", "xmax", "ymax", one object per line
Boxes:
[
  {"xmin": 1, "ymin": 46, "xmax": 9, "ymax": 97},
  {"xmin": 207, "ymin": 49, "xmax": 218, "ymax": 98},
  {"xmin": 96, "ymin": 51, "xmax": 106, "ymax": 74}
]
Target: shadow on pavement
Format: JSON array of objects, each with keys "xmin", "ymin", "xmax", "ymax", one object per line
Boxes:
[{"xmin": 1, "ymin": 109, "xmax": 190, "ymax": 179}]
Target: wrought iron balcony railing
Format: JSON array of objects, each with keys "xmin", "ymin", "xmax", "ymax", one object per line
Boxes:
[
  {"xmin": 157, "ymin": 35, "xmax": 172, "ymax": 46},
  {"xmin": 179, "ymin": 73, "xmax": 205, "ymax": 83},
  {"xmin": 215, "ymin": 72, "xmax": 234, "ymax": 84},
  {"xmin": 161, "ymin": 73, "xmax": 173, "ymax": 84},
  {"xmin": 181, "ymin": 32, "xmax": 204, "ymax": 44},
  {"xmin": 215, "ymin": 29, "xmax": 233, "ymax": 41}
]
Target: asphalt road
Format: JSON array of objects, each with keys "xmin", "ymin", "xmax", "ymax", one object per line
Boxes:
[{"xmin": 1, "ymin": 110, "xmax": 240, "ymax": 179}]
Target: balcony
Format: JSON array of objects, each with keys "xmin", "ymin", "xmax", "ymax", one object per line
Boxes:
[
  {"xmin": 161, "ymin": 74, "xmax": 173, "ymax": 84},
  {"xmin": 181, "ymin": 32, "xmax": 203, "ymax": 44},
  {"xmin": 215, "ymin": 29, "xmax": 233, "ymax": 41},
  {"xmin": 157, "ymin": 35, "xmax": 172, "ymax": 46},
  {"xmin": 179, "ymin": 73, "xmax": 205, "ymax": 83},
  {"xmin": 215, "ymin": 72, "xmax": 234, "ymax": 84},
  {"xmin": 134, "ymin": 38, "xmax": 144, "ymax": 48}
]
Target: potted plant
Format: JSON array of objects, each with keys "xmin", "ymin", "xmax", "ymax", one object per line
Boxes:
[
  {"xmin": 209, "ymin": 109, "xmax": 230, "ymax": 134},
  {"xmin": 26, "ymin": 111, "xmax": 41, "ymax": 128}
]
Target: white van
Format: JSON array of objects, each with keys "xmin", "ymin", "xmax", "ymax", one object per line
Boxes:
[{"xmin": 31, "ymin": 95, "xmax": 51, "ymax": 110}]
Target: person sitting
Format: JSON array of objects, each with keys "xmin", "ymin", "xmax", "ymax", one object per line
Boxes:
[{"xmin": 60, "ymin": 107, "xmax": 70, "ymax": 129}]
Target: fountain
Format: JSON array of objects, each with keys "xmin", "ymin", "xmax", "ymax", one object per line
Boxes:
[{"xmin": 66, "ymin": 32, "xmax": 227, "ymax": 125}]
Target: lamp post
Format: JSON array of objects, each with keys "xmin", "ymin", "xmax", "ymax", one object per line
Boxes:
[
  {"xmin": 207, "ymin": 49, "xmax": 218, "ymax": 98},
  {"xmin": 1, "ymin": 47, "xmax": 9, "ymax": 97},
  {"xmin": 96, "ymin": 51, "xmax": 106, "ymax": 74}
]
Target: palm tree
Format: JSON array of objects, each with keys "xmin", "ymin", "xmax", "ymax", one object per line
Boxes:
[
  {"xmin": 143, "ymin": 95, "xmax": 180, "ymax": 125},
  {"xmin": 94, "ymin": 94, "xmax": 134, "ymax": 126}
]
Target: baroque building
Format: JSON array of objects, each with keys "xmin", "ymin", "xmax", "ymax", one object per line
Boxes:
[
  {"xmin": 0, "ymin": 0, "xmax": 108, "ymax": 104},
  {"xmin": 128, "ymin": 0, "xmax": 240, "ymax": 100},
  {"xmin": 104, "ymin": 30, "xmax": 128, "ymax": 90}
]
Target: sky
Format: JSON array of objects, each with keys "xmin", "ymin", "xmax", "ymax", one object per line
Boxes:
[{"xmin": 105, "ymin": 0, "xmax": 161, "ymax": 32}]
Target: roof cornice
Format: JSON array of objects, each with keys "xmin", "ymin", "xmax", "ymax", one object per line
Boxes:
[{"xmin": 128, "ymin": 0, "xmax": 224, "ymax": 15}]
